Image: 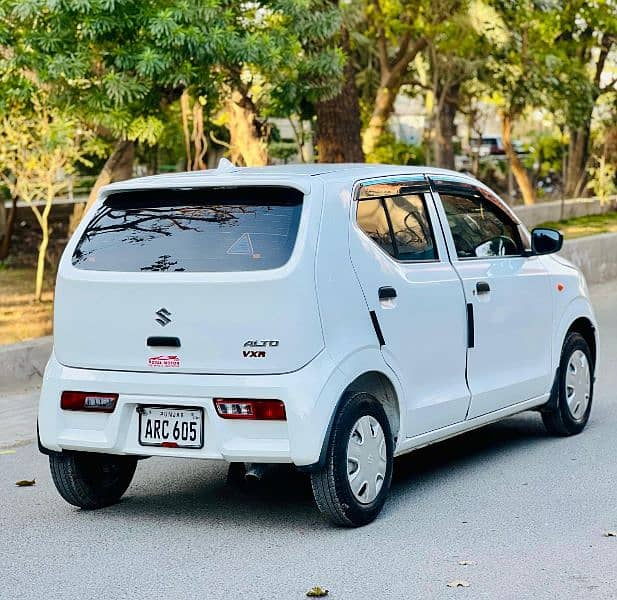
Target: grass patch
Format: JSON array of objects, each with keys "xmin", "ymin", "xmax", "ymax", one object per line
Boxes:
[
  {"xmin": 0, "ymin": 267, "xmax": 54, "ymax": 345},
  {"xmin": 537, "ymin": 210, "xmax": 617, "ymax": 239}
]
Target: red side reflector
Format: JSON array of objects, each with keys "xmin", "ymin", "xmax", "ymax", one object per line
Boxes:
[
  {"xmin": 213, "ymin": 398, "xmax": 286, "ymax": 420},
  {"xmin": 61, "ymin": 391, "xmax": 118, "ymax": 413}
]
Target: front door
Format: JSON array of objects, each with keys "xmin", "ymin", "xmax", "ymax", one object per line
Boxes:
[
  {"xmin": 349, "ymin": 177, "xmax": 470, "ymax": 438},
  {"xmin": 433, "ymin": 180, "xmax": 553, "ymax": 419}
]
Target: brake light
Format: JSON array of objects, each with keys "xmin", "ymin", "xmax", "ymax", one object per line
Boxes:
[
  {"xmin": 213, "ymin": 398, "xmax": 286, "ymax": 420},
  {"xmin": 61, "ymin": 391, "xmax": 118, "ymax": 413}
]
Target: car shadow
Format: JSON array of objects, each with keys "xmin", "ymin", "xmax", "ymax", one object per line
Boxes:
[
  {"xmin": 391, "ymin": 411, "xmax": 549, "ymax": 492},
  {"xmin": 92, "ymin": 412, "xmax": 552, "ymax": 528}
]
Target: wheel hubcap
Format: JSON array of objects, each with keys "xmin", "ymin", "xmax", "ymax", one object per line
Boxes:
[
  {"xmin": 346, "ymin": 415, "xmax": 387, "ymax": 504},
  {"xmin": 565, "ymin": 350, "xmax": 591, "ymax": 421}
]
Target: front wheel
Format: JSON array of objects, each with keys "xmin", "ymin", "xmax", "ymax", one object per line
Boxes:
[
  {"xmin": 50, "ymin": 451, "xmax": 137, "ymax": 509},
  {"xmin": 311, "ymin": 392, "xmax": 394, "ymax": 527},
  {"xmin": 542, "ymin": 332, "xmax": 594, "ymax": 436}
]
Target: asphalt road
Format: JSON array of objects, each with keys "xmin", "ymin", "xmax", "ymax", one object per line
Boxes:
[{"xmin": 1, "ymin": 281, "xmax": 616, "ymax": 600}]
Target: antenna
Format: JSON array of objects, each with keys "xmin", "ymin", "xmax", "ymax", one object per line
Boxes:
[{"xmin": 217, "ymin": 157, "xmax": 235, "ymax": 173}]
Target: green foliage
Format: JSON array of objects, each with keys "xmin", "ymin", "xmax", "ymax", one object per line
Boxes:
[
  {"xmin": 525, "ymin": 133, "xmax": 565, "ymax": 177},
  {"xmin": 366, "ymin": 132, "xmax": 425, "ymax": 165},
  {"xmin": 0, "ymin": 94, "xmax": 92, "ymax": 299},
  {"xmin": 481, "ymin": 1, "xmax": 567, "ymax": 118},
  {"xmin": 2, "ymin": 0, "xmax": 344, "ymax": 133},
  {"xmin": 537, "ymin": 210, "xmax": 617, "ymax": 239},
  {"xmin": 587, "ymin": 157, "xmax": 617, "ymax": 203},
  {"xmin": 269, "ymin": 141, "xmax": 299, "ymax": 163}
]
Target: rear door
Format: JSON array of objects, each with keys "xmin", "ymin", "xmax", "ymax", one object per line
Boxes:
[
  {"xmin": 431, "ymin": 178, "xmax": 553, "ymax": 418},
  {"xmin": 349, "ymin": 177, "xmax": 471, "ymax": 438},
  {"xmin": 54, "ymin": 185, "xmax": 324, "ymax": 374}
]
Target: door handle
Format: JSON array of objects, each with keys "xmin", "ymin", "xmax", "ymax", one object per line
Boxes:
[
  {"xmin": 378, "ymin": 286, "xmax": 397, "ymax": 300},
  {"xmin": 476, "ymin": 281, "xmax": 490, "ymax": 294}
]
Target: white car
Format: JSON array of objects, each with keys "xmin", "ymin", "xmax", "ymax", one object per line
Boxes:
[{"xmin": 39, "ymin": 163, "xmax": 599, "ymax": 527}]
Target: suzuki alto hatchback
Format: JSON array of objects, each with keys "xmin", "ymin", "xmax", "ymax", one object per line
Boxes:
[{"xmin": 39, "ymin": 162, "xmax": 599, "ymax": 526}]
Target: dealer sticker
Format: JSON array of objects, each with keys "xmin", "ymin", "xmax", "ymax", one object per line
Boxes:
[{"xmin": 148, "ymin": 355, "xmax": 180, "ymax": 368}]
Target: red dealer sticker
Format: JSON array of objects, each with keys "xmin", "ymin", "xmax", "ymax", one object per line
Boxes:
[{"xmin": 148, "ymin": 355, "xmax": 180, "ymax": 368}]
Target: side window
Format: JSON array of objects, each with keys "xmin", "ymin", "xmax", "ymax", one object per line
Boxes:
[
  {"xmin": 356, "ymin": 193, "xmax": 437, "ymax": 261},
  {"xmin": 439, "ymin": 192, "xmax": 523, "ymax": 259}
]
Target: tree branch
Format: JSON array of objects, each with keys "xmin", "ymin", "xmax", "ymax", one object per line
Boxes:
[
  {"xmin": 371, "ymin": 0, "xmax": 390, "ymax": 76},
  {"xmin": 594, "ymin": 33, "xmax": 614, "ymax": 90}
]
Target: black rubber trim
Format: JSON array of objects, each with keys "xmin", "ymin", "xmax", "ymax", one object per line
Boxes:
[
  {"xmin": 369, "ymin": 310, "xmax": 386, "ymax": 347},
  {"xmin": 466, "ymin": 303, "xmax": 474, "ymax": 348},
  {"xmin": 37, "ymin": 421, "xmax": 56, "ymax": 456},
  {"xmin": 147, "ymin": 336, "xmax": 181, "ymax": 347},
  {"xmin": 539, "ymin": 367, "xmax": 561, "ymax": 413}
]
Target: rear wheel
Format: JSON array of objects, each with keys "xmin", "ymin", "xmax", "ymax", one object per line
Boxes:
[
  {"xmin": 49, "ymin": 451, "xmax": 137, "ymax": 509},
  {"xmin": 311, "ymin": 392, "xmax": 394, "ymax": 527},
  {"xmin": 542, "ymin": 332, "xmax": 594, "ymax": 436}
]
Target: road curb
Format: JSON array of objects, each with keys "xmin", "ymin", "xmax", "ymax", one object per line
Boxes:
[
  {"xmin": 513, "ymin": 195, "xmax": 617, "ymax": 228},
  {"xmin": 0, "ymin": 337, "xmax": 52, "ymax": 388},
  {"xmin": 560, "ymin": 232, "xmax": 617, "ymax": 285}
]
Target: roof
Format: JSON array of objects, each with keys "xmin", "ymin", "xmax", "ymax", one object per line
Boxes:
[
  {"xmin": 102, "ymin": 161, "xmax": 480, "ymax": 193},
  {"xmin": 97, "ymin": 161, "xmax": 520, "ymax": 224}
]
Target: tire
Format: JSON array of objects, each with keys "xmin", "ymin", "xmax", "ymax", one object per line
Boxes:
[
  {"xmin": 311, "ymin": 392, "xmax": 394, "ymax": 527},
  {"xmin": 49, "ymin": 451, "xmax": 137, "ymax": 509},
  {"xmin": 542, "ymin": 332, "xmax": 594, "ymax": 436}
]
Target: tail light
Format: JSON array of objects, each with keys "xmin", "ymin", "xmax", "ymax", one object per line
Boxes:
[
  {"xmin": 61, "ymin": 391, "xmax": 118, "ymax": 413},
  {"xmin": 213, "ymin": 398, "xmax": 286, "ymax": 420}
]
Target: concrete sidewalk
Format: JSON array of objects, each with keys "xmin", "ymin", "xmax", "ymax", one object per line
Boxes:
[{"xmin": 0, "ymin": 383, "xmax": 40, "ymax": 449}]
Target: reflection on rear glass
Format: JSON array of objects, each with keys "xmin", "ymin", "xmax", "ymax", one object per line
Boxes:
[{"xmin": 72, "ymin": 188, "xmax": 303, "ymax": 272}]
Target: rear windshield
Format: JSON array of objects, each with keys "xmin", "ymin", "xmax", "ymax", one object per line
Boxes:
[{"xmin": 72, "ymin": 187, "xmax": 303, "ymax": 272}]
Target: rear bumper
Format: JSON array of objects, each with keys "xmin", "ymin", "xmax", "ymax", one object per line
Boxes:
[{"xmin": 38, "ymin": 350, "xmax": 347, "ymax": 466}]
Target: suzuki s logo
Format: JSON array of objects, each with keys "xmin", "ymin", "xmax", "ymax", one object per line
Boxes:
[{"xmin": 155, "ymin": 307, "xmax": 172, "ymax": 327}]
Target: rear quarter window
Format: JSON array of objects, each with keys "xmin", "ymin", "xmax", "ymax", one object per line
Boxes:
[{"xmin": 72, "ymin": 187, "xmax": 303, "ymax": 272}]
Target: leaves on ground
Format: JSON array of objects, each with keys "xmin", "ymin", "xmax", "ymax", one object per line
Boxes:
[
  {"xmin": 458, "ymin": 560, "xmax": 476, "ymax": 566},
  {"xmin": 15, "ymin": 479, "xmax": 35, "ymax": 487},
  {"xmin": 603, "ymin": 531, "xmax": 617, "ymax": 537},
  {"xmin": 0, "ymin": 450, "xmax": 16, "ymax": 455},
  {"xmin": 306, "ymin": 586, "xmax": 329, "ymax": 597},
  {"xmin": 447, "ymin": 579, "xmax": 470, "ymax": 588}
]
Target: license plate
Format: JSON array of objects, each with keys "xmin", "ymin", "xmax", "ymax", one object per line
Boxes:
[{"xmin": 138, "ymin": 406, "xmax": 203, "ymax": 449}]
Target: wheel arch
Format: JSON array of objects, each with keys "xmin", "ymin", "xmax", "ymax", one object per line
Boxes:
[
  {"xmin": 343, "ymin": 371, "xmax": 401, "ymax": 443},
  {"xmin": 301, "ymin": 368, "xmax": 402, "ymax": 472},
  {"xmin": 553, "ymin": 296, "xmax": 599, "ymax": 376},
  {"xmin": 566, "ymin": 316, "xmax": 597, "ymax": 370}
]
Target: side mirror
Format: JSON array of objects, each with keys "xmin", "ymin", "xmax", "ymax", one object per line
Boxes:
[{"xmin": 531, "ymin": 228, "xmax": 563, "ymax": 255}]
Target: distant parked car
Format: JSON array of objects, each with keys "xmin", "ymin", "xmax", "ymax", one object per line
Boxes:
[
  {"xmin": 470, "ymin": 136, "xmax": 525, "ymax": 157},
  {"xmin": 39, "ymin": 163, "xmax": 599, "ymax": 526}
]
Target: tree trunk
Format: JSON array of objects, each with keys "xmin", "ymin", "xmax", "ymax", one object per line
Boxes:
[
  {"xmin": 565, "ymin": 124, "xmax": 591, "ymax": 198},
  {"xmin": 192, "ymin": 99, "xmax": 208, "ymax": 170},
  {"xmin": 0, "ymin": 193, "xmax": 17, "ymax": 260},
  {"xmin": 362, "ymin": 84, "xmax": 399, "ymax": 158},
  {"xmin": 34, "ymin": 189, "xmax": 54, "ymax": 302},
  {"xmin": 226, "ymin": 89, "xmax": 269, "ymax": 167},
  {"xmin": 68, "ymin": 140, "xmax": 135, "ymax": 233},
  {"xmin": 35, "ymin": 227, "xmax": 48, "ymax": 301},
  {"xmin": 315, "ymin": 30, "xmax": 364, "ymax": 163},
  {"xmin": 501, "ymin": 113, "xmax": 535, "ymax": 205},
  {"xmin": 180, "ymin": 90, "xmax": 192, "ymax": 169},
  {"xmin": 434, "ymin": 85, "xmax": 459, "ymax": 170},
  {"xmin": 362, "ymin": 38, "xmax": 428, "ymax": 157}
]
